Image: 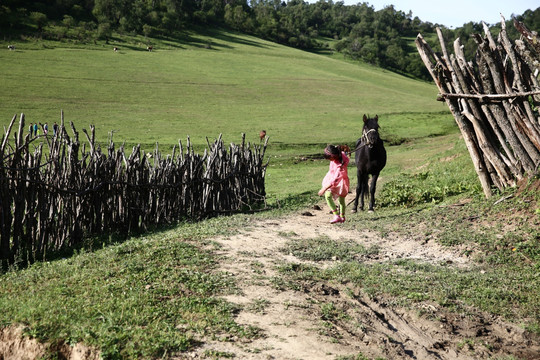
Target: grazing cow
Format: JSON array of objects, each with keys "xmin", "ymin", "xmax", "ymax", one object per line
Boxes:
[
  {"xmin": 259, "ymin": 130, "xmax": 266, "ymax": 141},
  {"xmin": 7, "ymin": 45, "xmax": 15, "ymax": 50},
  {"xmin": 351, "ymin": 115, "xmax": 387, "ymax": 213},
  {"xmin": 147, "ymin": 46, "xmax": 153, "ymax": 51},
  {"xmin": 113, "ymin": 47, "xmax": 118, "ymax": 52}
]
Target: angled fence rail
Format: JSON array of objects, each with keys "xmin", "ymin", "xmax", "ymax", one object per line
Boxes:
[
  {"xmin": 416, "ymin": 17, "xmax": 540, "ymax": 197},
  {"xmin": 0, "ymin": 113, "xmax": 268, "ymax": 271}
]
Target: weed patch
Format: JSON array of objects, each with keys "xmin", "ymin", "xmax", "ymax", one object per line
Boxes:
[
  {"xmin": 281, "ymin": 235, "xmax": 375, "ymax": 262},
  {"xmin": 379, "ymin": 165, "xmax": 480, "ymax": 208}
]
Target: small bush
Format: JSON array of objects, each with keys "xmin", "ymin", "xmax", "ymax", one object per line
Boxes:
[{"xmin": 379, "ymin": 157, "xmax": 481, "ymax": 208}]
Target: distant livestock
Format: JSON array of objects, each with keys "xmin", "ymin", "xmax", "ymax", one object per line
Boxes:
[
  {"xmin": 7, "ymin": 45, "xmax": 15, "ymax": 50},
  {"xmin": 259, "ymin": 130, "xmax": 266, "ymax": 141},
  {"xmin": 113, "ymin": 47, "xmax": 118, "ymax": 52},
  {"xmin": 147, "ymin": 46, "xmax": 153, "ymax": 51}
]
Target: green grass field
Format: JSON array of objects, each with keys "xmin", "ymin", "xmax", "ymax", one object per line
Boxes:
[
  {"xmin": 3, "ymin": 29, "xmax": 538, "ymax": 359},
  {"xmin": 0, "ymin": 29, "xmax": 453, "ymax": 201}
]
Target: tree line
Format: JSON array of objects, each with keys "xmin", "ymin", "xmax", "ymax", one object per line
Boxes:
[{"xmin": 1, "ymin": 0, "xmax": 539, "ymax": 81}]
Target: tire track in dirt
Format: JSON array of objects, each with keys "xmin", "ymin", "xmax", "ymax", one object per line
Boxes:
[{"xmin": 183, "ymin": 195, "xmax": 540, "ymax": 359}]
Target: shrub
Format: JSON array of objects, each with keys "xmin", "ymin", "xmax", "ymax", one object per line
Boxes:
[{"xmin": 379, "ymin": 160, "xmax": 481, "ymax": 208}]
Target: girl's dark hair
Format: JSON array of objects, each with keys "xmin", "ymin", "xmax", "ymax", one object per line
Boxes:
[{"xmin": 324, "ymin": 145, "xmax": 343, "ymax": 163}]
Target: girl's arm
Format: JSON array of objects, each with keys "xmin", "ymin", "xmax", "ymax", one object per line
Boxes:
[{"xmin": 318, "ymin": 185, "xmax": 331, "ymax": 196}]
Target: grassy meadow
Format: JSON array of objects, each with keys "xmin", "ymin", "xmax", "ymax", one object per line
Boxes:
[
  {"xmin": 0, "ymin": 29, "xmax": 453, "ymax": 201},
  {"xmin": 2, "ymin": 29, "xmax": 539, "ymax": 358}
]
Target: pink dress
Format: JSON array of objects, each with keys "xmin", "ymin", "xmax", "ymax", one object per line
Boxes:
[{"xmin": 322, "ymin": 152, "xmax": 350, "ymax": 199}]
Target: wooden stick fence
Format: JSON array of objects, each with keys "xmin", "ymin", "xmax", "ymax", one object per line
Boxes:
[
  {"xmin": 0, "ymin": 112, "xmax": 268, "ymax": 271},
  {"xmin": 416, "ymin": 17, "xmax": 540, "ymax": 197}
]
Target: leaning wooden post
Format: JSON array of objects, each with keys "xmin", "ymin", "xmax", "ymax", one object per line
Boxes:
[
  {"xmin": 474, "ymin": 34, "xmax": 540, "ymax": 174},
  {"xmin": 415, "ymin": 33, "xmax": 493, "ymax": 197},
  {"xmin": 499, "ymin": 17, "xmax": 540, "ymax": 148}
]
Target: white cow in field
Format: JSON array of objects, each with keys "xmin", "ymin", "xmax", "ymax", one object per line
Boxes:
[{"xmin": 7, "ymin": 45, "xmax": 15, "ymax": 50}]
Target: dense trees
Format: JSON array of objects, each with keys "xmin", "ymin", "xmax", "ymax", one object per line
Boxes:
[{"xmin": 2, "ymin": 0, "xmax": 539, "ymax": 81}]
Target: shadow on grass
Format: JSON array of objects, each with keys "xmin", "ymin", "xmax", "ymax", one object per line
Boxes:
[
  {"xmin": 268, "ymin": 190, "xmax": 320, "ymax": 211},
  {"xmin": 7, "ymin": 199, "xmax": 276, "ymax": 273},
  {"xmin": 349, "ymin": 206, "xmax": 427, "ymax": 223},
  {"xmin": 4, "ymin": 222, "xmax": 186, "ymax": 274},
  {"xmin": 104, "ymin": 27, "xmax": 273, "ymax": 52}
]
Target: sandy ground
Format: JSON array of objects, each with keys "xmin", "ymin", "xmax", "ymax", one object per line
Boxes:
[{"xmin": 0, "ymin": 325, "xmax": 99, "ymax": 360}]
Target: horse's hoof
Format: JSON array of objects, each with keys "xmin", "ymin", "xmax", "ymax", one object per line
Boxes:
[
  {"xmin": 368, "ymin": 209, "xmax": 374, "ymax": 214},
  {"xmin": 350, "ymin": 209, "xmax": 357, "ymax": 214}
]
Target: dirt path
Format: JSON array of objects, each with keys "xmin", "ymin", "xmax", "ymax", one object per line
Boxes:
[
  {"xmin": 185, "ymin": 195, "xmax": 540, "ymax": 360},
  {"xmin": 2, "ymin": 197, "xmax": 538, "ymax": 359}
]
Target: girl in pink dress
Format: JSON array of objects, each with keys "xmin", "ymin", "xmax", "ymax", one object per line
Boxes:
[{"xmin": 318, "ymin": 145, "xmax": 350, "ymax": 223}]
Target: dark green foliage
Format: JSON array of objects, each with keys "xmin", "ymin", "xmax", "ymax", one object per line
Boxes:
[
  {"xmin": 379, "ymin": 172, "xmax": 478, "ymax": 207},
  {"xmin": 379, "ymin": 155, "xmax": 482, "ymax": 207}
]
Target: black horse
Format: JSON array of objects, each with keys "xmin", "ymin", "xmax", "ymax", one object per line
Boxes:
[{"xmin": 351, "ymin": 115, "xmax": 386, "ymax": 213}]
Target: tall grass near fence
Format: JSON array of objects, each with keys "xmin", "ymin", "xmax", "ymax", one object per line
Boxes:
[{"xmin": 0, "ymin": 113, "xmax": 267, "ymax": 271}]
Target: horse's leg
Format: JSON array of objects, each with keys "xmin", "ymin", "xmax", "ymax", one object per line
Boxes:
[
  {"xmin": 359, "ymin": 173, "xmax": 368, "ymax": 211},
  {"xmin": 368, "ymin": 172, "xmax": 380, "ymax": 212},
  {"xmin": 351, "ymin": 169, "xmax": 362, "ymax": 213}
]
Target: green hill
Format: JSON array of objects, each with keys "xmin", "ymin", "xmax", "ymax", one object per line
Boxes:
[{"xmin": 0, "ymin": 28, "xmax": 455, "ymax": 200}]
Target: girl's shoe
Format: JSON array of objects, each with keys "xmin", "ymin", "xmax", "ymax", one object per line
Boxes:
[
  {"xmin": 340, "ymin": 216, "xmax": 346, "ymax": 223},
  {"xmin": 330, "ymin": 215, "xmax": 342, "ymax": 224}
]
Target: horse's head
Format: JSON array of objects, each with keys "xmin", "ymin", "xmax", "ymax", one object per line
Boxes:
[{"xmin": 361, "ymin": 114, "xmax": 380, "ymax": 149}]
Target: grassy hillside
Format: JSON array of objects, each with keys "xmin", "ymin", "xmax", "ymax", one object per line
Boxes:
[
  {"xmin": 2, "ymin": 29, "xmax": 539, "ymax": 359},
  {"xmin": 0, "ymin": 29, "xmax": 454, "ymax": 201}
]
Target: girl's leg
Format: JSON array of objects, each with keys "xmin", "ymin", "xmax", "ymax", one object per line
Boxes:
[
  {"xmin": 325, "ymin": 192, "xmax": 342, "ymax": 223},
  {"xmin": 324, "ymin": 191, "xmax": 338, "ymax": 214},
  {"xmin": 338, "ymin": 196, "xmax": 346, "ymax": 217}
]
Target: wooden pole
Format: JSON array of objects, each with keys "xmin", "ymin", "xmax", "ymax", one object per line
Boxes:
[
  {"xmin": 416, "ymin": 33, "xmax": 493, "ymax": 197},
  {"xmin": 416, "ymin": 19, "xmax": 540, "ymax": 197}
]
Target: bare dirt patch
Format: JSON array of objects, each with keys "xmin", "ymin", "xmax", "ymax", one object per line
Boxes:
[
  {"xmin": 184, "ymin": 194, "xmax": 540, "ymax": 359},
  {"xmin": 0, "ymin": 325, "xmax": 99, "ymax": 360}
]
